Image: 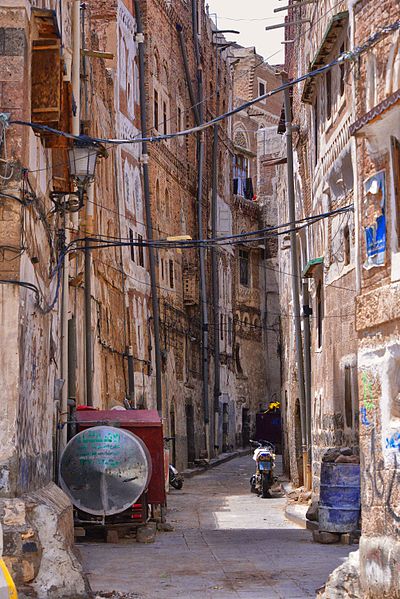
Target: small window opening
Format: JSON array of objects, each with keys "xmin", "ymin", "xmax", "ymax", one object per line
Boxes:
[
  {"xmin": 259, "ymin": 81, "xmax": 265, "ymax": 97},
  {"xmin": 339, "ymin": 43, "xmax": 345, "ymax": 97},
  {"xmin": 326, "ymin": 70, "xmax": 332, "ymax": 121},
  {"xmin": 220, "ymin": 313, "xmax": 224, "ymax": 341},
  {"xmin": 343, "ymin": 225, "xmax": 350, "ymax": 266},
  {"xmin": 239, "ymin": 249, "xmax": 249, "ymax": 287},
  {"xmin": 129, "ymin": 228, "xmax": 135, "ymax": 262},
  {"xmin": 138, "ymin": 234, "xmax": 144, "ymax": 267},
  {"xmin": 154, "ymin": 89, "xmax": 159, "ymax": 130},
  {"xmin": 169, "ymin": 259, "xmax": 174, "ymax": 288},
  {"xmin": 163, "ymin": 101, "xmax": 167, "ymax": 135},
  {"xmin": 235, "ymin": 344, "xmax": 243, "ymax": 375}
]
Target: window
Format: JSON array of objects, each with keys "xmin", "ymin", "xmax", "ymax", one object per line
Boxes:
[
  {"xmin": 326, "ymin": 70, "xmax": 332, "ymax": 121},
  {"xmin": 129, "ymin": 228, "xmax": 135, "ymax": 262},
  {"xmin": 316, "ymin": 280, "xmax": 323, "ymax": 348},
  {"xmin": 339, "ymin": 43, "xmax": 345, "ymax": 97},
  {"xmin": 154, "ymin": 89, "xmax": 159, "ymax": 130},
  {"xmin": 259, "ymin": 81, "xmax": 265, "ymax": 97},
  {"xmin": 138, "ymin": 234, "xmax": 144, "ymax": 267},
  {"xmin": 228, "ymin": 316, "xmax": 232, "ymax": 347},
  {"xmin": 235, "ymin": 344, "xmax": 243, "ymax": 375},
  {"xmin": 177, "ymin": 106, "xmax": 182, "ymax": 131},
  {"xmin": 233, "ymin": 154, "xmax": 253, "ymax": 199},
  {"xmin": 343, "ymin": 224, "xmax": 350, "ymax": 266},
  {"xmin": 220, "ymin": 314, "xmax": 224, "ymax": 341},
  {"xmin": 169, "ymin": 259, "xmax": 174, "ymax": 288},
  {"xmin": 163, "ymin": 101, "xmax": 167, "ymax": 135},
  {"xmin": 313, "ymin": 97, "xmax": 318, "ymax": 165},
  {"xmin": 239, "ymin": 249, "xmax": 250, "ymax": 287},
  {"xmin": 161, "ymin": 258, "xmax": 164, "ymax": 280}
]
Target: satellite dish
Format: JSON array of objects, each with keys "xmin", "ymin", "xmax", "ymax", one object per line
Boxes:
[{"xmin": 60, "ymin": 426, "xmax": 152, "ymax": 516}]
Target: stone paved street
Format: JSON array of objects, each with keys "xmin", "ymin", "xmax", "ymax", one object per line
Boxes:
[{"xmin": 79, "ymin": 455, "xmax": 353, "ymax": 599}]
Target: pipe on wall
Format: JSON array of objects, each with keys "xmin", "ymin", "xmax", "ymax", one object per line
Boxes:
[{"xmin": 134, "ymin": 0, "xmax": 163, "ymax": 415}]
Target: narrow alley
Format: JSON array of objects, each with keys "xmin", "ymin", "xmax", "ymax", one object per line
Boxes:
[{"xmin": 80, "ymin": 456, "xmax": 352, "ymax": 599}]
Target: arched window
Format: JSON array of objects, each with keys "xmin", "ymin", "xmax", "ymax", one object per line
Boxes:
[
  {"xmin": 234, "ymin": 130, "xmax": 248, "ymax": 149},
  {"xmin": 153, "ymin": 52, "xmax": 160, "ymax": 79},
  {"xmin": 165, "ymin": 187, "xmax": 170, "ymax": 218}
]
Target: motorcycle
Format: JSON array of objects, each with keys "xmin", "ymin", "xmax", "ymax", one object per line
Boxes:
[
  {"xmin": 169, "ymin": 464, "xmax": 184, "ymax": 490},
  {"xmin": 164, "ymin": 437, "xmax": 184, "ymax": 490},
  {"xmin": 250, "ymin": 439, "xmax": 276, "ymax": 498}
]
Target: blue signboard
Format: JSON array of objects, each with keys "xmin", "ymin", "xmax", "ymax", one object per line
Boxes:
[{"xmin": 364, "ymin": 171, "xmax": 386, "ymax": 268}]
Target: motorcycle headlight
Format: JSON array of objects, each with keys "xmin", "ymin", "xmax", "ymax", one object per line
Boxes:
[{"xmin": 259, "ymin": 455, "xmax": 271, "ymax": 461}]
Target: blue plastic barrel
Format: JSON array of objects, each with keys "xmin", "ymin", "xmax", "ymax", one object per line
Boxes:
[{"xmin": 319, "ymin": 462, "xmax": 360, "ymax": 533}]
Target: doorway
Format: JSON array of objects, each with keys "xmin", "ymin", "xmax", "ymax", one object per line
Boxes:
[
  {"xmin": 170, "ymin": 403, "xmax": 176, "ymax": 466},
  {"xmin": 294, "ymin": 399, "xmax": 304, "ymax": 487},
  {"xmin": 185, "ymin": 404, "xmax": 195, "ymax": 466},
  {"xmin": 222, "ymin": 403, "xmax": 229, "ymax": 452},
  {"xmin": 242, "ymin": 407, "xmax": 250, "ymax": 447}
]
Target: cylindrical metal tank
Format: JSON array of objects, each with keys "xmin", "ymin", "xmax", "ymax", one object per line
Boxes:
[
  {"xmin": 59, "ymin": 426, "xmax": 152, "ymax": 516},
  {"xmin": 319, "ymin": 462, "xmax": 360, "ymax": 533}
]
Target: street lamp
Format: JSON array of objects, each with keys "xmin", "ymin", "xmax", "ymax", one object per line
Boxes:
[{"xmin": 51, "ymin": 137, "xmax": 106, "ymax": 212}]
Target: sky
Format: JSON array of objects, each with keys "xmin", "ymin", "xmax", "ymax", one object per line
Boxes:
[{"xmin": 206, "ymin": 0, "xmax": 286, "ymax": 65}]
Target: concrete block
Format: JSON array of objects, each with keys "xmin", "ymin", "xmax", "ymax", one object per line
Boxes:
[
  {"xmin": 73, "ymin": 527, "xmax": 86, "ymax": 538},
  {"xmin": 3, "ymin": 500, "xmax": 26, "ymax": 526},
  {"xmin": 306, "ymin": 499, "xmax": 319, "ymax": 522},
  {"xmin": 156, "ymin": 521, "xmax": 174, "ymax": 532},
  {"xmin": 136, "ymin": 522, "xmax": 157, "ymax": 544},
  {"xmin": 106, "ymin": 529, "xmax": 119, "ymax": 544},
  {"xmin": 312, "ymin": 530, "xmax": 341, "ymax": 544}
]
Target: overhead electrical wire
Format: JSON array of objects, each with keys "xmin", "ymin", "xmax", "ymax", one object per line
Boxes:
[
  {"xmin": 9, "ymin": 18, "xmax": 400, "ymax": 146},
  {"xmin": 9, "ymin": 0, "xmax": 350, "ymax": 181}
]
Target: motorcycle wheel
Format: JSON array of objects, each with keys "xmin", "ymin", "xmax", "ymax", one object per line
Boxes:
[
  {"xmin": 250, "ymin": 475, "xmax": 257, "ymax": 493},
  {"xmin": 171, "ymin": 478, "xmax": 183, "ymax": 490},
  {"xmin": 261, "ymin": 473, "xmax": 270, "ymax": 498}
]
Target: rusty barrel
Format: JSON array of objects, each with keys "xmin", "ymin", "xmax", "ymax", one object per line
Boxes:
[{"xmin": 319, "ymin": 462, "xmax": 360, "ymax": 533}]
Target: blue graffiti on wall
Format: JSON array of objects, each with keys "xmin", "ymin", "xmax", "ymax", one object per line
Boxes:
[
  {"xmin": 385, "ymin": 432, "xmax": 400, "ymax": 451},
  {"xmin": 360, "ymin": 406, "xmax": 372, "ymax": 427}
]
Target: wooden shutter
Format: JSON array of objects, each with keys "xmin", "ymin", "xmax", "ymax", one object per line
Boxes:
[
  {"xmin": 31, "ymin": 38, "xmax": 61, "ymax": 125},
  {"xmin": 391, "ymin": 136, "xmax": 400, "ymax": 244}
]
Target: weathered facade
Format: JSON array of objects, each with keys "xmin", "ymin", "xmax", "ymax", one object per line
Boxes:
[
  {"xmin": 278, "ymin": 0, "xmax": 359, "ymax": 490},
  {"xmin": 274, "ymin": 0, "xmax": 400, "ymax": 596},
  {"xmin": 0, "ymin": 1, "xmax": 284, "ymax": 591},
  {"xmin": 350, "ymin": 0, "xmax": 400, "ymax": 595}
]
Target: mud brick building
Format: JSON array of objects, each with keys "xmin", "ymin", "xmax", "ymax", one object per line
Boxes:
[
  {"xmin": 272, "ymin": 0, "xmax": 400, "ymax": 596},
  {"xmin": 0, "ymin": 1, "xmax": 283, "ymax": 592},
  {"xmin": 276, "ymin": 0, "xmax": 358, "ymax": 491},
  {"xmin": 349, "ymin": 0, "xmax": 400, "ymax": 595}
]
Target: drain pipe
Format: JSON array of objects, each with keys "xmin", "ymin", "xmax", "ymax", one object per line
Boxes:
[
  {"xmin": 134, "ymin": 0, "xmax": 163, "ymax": 415},
  {"xmin": 302, "ymin": 281, "xmax": 312, "ymax": 489},
  {"xmin": 283, "ymin": 77, "xmax": 308, "ymax": 487},
  {"xmin": 192, "ymin": 0, "xmax": 210, "ymax": 458},
  {"xmin": 84, "ymin": 185, "xmax": 94, "ymax": 407},
  {"xmin": 176, "ymin": 25, "xmax": 200, "ymax": 127},
  {"xmin": 211, "ymin": 123, "xmax": 220, "ymax": 455},
  {"xmin": 177, "ymin": 16, "xmax": 210, "ymax": 455}
]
